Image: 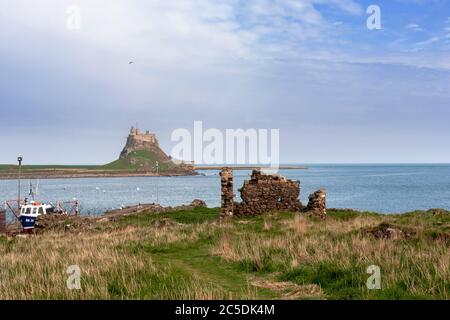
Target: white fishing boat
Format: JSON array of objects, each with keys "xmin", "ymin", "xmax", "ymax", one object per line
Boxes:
[
  {"xmin": 18, "ymin": 201, "xmax": 56, "ymax": 230},
  {"xmin": 3, "ymin": 154, "xmax": 81, "ymax": 232}
]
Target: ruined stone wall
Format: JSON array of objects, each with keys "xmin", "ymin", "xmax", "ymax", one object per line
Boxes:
[
  {"xmin": 305, "ymin": 189, "xmax": 327, "ymax": 219},
  {"xmin": 218, "ymin": 168, "xmax": 327, "ymax": 218},
  {"xmin": 220, "ymin": 168, "xmax": 234, "ymax": 218},
  {"xmin": 234, "ymin": 170, "xmax": 302, "ymax": 216}
]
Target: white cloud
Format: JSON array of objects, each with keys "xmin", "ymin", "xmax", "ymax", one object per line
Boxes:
[
  {"xmin": 405, "ymin": 23, "xmax": 423, "ymax": 32},
  {"xmin": 0, "ymin": 0, "xmax": 364, "ymax": 65},
  {"xmin": 316, "ymin": 0, "xmax": 363, "ymax": 16},
  {"xmin": 415, "ymin": 36, "xmax": 440, "ymax": 47},
  {"xmin": 1, "ymin": 0, "xmax": 450, "ymax": 164},
  {"xmin": 1, "ymin": 0, "xmax": 449, "ymax": 77}
]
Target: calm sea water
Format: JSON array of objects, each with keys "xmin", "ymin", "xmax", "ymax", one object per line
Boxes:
[{"xmin": 1, "ymin": 164, "xmax": 449, "ymax": 215}]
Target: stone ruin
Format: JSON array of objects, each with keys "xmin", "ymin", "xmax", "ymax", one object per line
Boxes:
[
  {"xmin": 305, "ymin": 189, "xmax": 327, "ymax": 219},
  {"xmin": 220, "ymin": 167, "xmax": 234, "ymax": 218},
  {"xmin": 234, "ymin": 170, "xmax": 302, "ymax": 216},
  {"xmin": 219, "ymin": 168, "xmax": 327, "ymax": 219}
]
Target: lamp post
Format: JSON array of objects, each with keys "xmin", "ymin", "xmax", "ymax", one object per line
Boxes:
[
  {"xmin": 155, "ymin": 161, "xmax": 159, "ymax": 204},
  {"xmin": 17, "ymin": 154, "xmax": 23, "ymax": 211}
]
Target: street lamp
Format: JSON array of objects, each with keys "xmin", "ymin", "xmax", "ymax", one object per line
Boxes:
[
  {"xmin": 17, "ymin": 154, "xmax": 23, "ymax": 211},
  {"xmin": 155, "ymin": 161, "xmax": 159, "ymax": 204}
]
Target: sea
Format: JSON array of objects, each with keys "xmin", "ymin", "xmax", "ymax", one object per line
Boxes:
[{"xmin": 1, "ymin": 164, "xmax": 449, "ymax": 215}]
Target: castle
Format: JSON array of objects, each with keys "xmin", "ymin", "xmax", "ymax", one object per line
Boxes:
[
  {"xmin": 128, "ymin": 126, "xmax": 157, "ymax": 145},
  {"xmin": 119, "ymin": 126, "xmax": 171, "ymax": 163},
  {"xmin": 117, "ymin": 126, "xmax": 196, "ymax": 174}
]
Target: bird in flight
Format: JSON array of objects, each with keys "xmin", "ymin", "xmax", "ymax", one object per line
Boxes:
[{"xmin": 129, "ymin": 60, "xmax": 134, "ymax": 65}]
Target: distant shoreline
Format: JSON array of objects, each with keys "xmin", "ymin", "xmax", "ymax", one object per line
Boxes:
[{"xmin": 0, "ymin": 169, "xmax": 198, "ymax": 180}]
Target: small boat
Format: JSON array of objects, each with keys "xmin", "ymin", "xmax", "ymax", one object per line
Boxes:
[
  {"xmin": 18, "ymin": 201, "xmax": 56, "ymax": 230},
  {"xmin": 3, "ymin": 155, "xmax": 80, "ymax": 233}
]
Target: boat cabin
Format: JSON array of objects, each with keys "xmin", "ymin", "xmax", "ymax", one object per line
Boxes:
[{"xmin": 20, "ymin": 202, "xmax": 54, "ymax": 217}]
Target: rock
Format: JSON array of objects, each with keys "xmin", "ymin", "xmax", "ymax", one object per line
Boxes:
[
  {"xmin": 191, "ymin": 199, "xmax": 207, "ymax": 207},
  {"xmin": 152, "ymin": 218, "xmax": 178, "ymax": 228},
  {"xmin": 366, "ymin": 223, "xmax": 414, "ymax": 240},
  {"xmin": 385, "ymin": 227, "xmax": 401, "ymax": 240},
  {"xmin": 115, "ymin": 127, "xmax": 196, "ymax": 174},
  {"xmin": 426, "ymin": 209, "xmax": 450, "ymax": 216}
]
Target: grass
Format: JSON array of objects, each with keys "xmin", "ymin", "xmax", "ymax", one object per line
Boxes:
[
  {"xmin": 0, "ymin": 150, "xmax": 179, "ymax": 174},
  {"xmin": 0, "ymin": 164, "xmax": 101, "ymax": 170},
  {"xmin": 103, "ymin": 150, "xmax": 159, "ymax": 170},
  {"xmin": 103, "ymin": 150, "xmax": 176, "ymax": 172},
  {"xmin": 0, "ymin": 207, "xmax": 449, "ymax": 300}
]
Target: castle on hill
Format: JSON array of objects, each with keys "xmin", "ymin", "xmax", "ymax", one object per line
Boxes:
[
  {"xmin": 116, "ymin": 126, "xmax": 195, "ymax": 174},
  {"xmin": 128, "ymin": 126, "xmax": 157, "ymax": 145}
]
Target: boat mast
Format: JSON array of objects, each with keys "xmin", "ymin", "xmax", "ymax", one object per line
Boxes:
[
  {"xmin": 29, "ymin": 180, "xmax": 34, "ymax": 201},
  {"xmin": 17, "ymin": 154, "xmax": 23, "ymax": 211}
]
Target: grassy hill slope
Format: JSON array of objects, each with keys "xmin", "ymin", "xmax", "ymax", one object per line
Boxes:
[{"xmin": 103, "ymin": 150, "xmax": 177, "ymax": 172}]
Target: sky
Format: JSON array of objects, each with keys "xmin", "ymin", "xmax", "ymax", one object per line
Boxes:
[{"xmin": 0, "ymin": 0, "xmax": 449, "ymax": 164}]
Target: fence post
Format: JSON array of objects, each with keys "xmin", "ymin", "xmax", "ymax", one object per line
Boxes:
[{"xmin": 0, "ymin": 209, "xmax": 6, "ymax": 235}]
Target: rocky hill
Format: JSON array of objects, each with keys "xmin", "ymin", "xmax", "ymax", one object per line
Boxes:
[
  {"xmin": 103, "ymin": 127, "xmax": 195, "ymax": 175},
  {"xmin": 0, "ymin": 127, "xmax": 196, "ymax": 179}
]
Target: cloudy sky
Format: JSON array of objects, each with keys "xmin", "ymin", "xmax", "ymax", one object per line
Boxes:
[{"xmin": 0, "ymin": 0, "xmax": 449, "ymax": 164}]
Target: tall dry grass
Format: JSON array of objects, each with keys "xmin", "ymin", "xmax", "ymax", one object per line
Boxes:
[
  {"xmin": 1, "ymin": 209, "xmax": 448, "ymax": 299},
  {"xmin": 0, "ymin": 221, "xmax": 227, "ymax": 299},
  {"xmin": 213, "ymin": 213, "xmax": 450, "ymax": 299}
]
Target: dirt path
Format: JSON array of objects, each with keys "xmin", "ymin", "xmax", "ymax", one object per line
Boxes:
[{"xmin": 150, "ymin": 242, "xmax": 279, "ymax": 299}]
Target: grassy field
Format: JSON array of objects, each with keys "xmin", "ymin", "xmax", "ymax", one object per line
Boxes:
[
  {"xmin": 0, "ymin": 207, "xmax": 449, "ymax": 300},
  {"xmin": 0, "ymin": 151, "xmax": 168, "ymax": 172},
  {"xmin": 0, "ymin": 150, "xmax": 187, "ymax": 177},
  {"xmin": 0, "ymin": 164, "xmax": 100, "ymax": 170}
]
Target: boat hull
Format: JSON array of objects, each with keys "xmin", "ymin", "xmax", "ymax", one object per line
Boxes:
[{"xmin": 19, "ymin": 215, "xmax": 37, "ymax": 230}]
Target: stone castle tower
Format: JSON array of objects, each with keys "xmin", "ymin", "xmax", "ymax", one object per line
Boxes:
[
  {"xmin": 119, "ymin": 126, "xmax": 170, "ymax": 161},
  {"xmin": 128, "ymin": 126, "xmax": 158, "ymax": 145}
]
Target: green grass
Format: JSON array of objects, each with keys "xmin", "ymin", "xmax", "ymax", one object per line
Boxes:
[
  {"xmin": 103, "ymin": 150, "xmax": 176, "ymax": 172},
  {"xmin": 1, "ymin": 207, "xmax": 449, "ymax": 299},
  {"xmin": 0, "ymin": 164, "xmax": 101, "ymax": 170},
  {"xmin": 117, "ymin": 206, "xmax": 219, "ymax": 226},
  {"xmin": 0, "ymin": 150, "xmax": 181, "ymax": 174},
  {"xmin": 117, "ymin": 208, "xmax": 450, "ymax": 300},
  {"xmin": 120, "ymin": 229, "xmax": 276, "ymax": 299}
]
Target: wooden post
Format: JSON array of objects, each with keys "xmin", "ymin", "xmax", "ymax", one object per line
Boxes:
[
  {"xmin": 0, "ymin": 209, "xmax": 6, "ymax": 235},
  {"xmin": 220, "ymin": 167, "xmax": 234, "ymax": 218}
]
